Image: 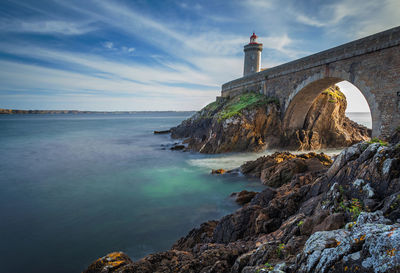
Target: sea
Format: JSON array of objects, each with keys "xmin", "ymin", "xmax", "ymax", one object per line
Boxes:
[{"xmin": 0, "ymin": 111, "xmax": 371, "ymax": 273}]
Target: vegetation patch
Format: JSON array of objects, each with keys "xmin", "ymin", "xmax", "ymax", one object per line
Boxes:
[
  {"xmin": 276, "ymin": 243, "xmax": 285, "ymax": 257},
  {"xmin": 367, "ymin": 137, "xmax": 388, "ymax": 146},
  {"xmin": 198, "ymin": 100, "xmax": 224, "ymax": 118},
  {"xmin": 348, "ymin": 198, "xmax": 363, "ymax": 220},
  {"xmin": 196, "ymin": 92, "xmax": 279, "ymax": 122},
  {"xmin": 203, "ymin": 101, "xmax": 220, "ymax": 113},
  {"xmin": 322, "ymin": 86, "xmax": 345, "ymax": 103},
  {"xmin": 256, "ymin": 262, "xmax": 274, "ymax": 272},
  {"xmin": 216, "ymin": 92, "xmax": 279, "ymax": 121}
]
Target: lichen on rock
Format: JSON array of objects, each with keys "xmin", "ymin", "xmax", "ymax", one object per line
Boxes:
[
  {"xmin": 297, "ymin": 211, "xmax": 400, "ymax": 273},
  {"xmin": 84, "ymin": 252, "xmax": 133, "ymax": 273}
]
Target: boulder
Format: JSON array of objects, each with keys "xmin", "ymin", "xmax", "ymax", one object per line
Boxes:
[
  {"xmin": 231, "ymin": 190, "xmax": 258, "ymax": 206},
  {"xmin": 296, "ymin": 211, "xmax": 400, "ymax": 273},
  {"xmin": 84, "ymin": 252, "xmax": 133, "ymax": 273},
  {"xmin": 170, "ymin": 144, "xmax": 185, "ymax": 150},
  {"xmin": 240, "ymin": 152, "xmax": 332, "ymax": 186},
  {"xmin": 211, "ymin": 169, "xmax": 227, "ymax": 175},
  {"xmin": 153, "ymin": 130, "xmax": 171, "ymax": 134}
]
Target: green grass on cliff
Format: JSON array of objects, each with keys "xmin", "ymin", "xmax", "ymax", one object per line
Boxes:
[
  {"xmin": 198, "ymin": 92, "xmax": 279, "ymax": 122},
  {"xmin": 322, "ymin": 86, "xmax": 345, "ymax": 103},
  {"xmin": 217, "ymin": 92, "xmax": 279, "ymax": 121},
  {"xmin": 203, "ymin": 101, "xmax": 220, "ymax": 113}
]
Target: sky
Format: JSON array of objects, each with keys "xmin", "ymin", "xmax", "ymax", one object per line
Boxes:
[{"xmin": 0, "ymin": 0, "xmax": 399, "ymax": 111}]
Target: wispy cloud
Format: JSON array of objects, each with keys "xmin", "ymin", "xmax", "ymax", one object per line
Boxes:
[
  {"xmin": 295, "ymin": 14, "xmax": 326, "ymax": 28},
  {"xmin": 179, "ymin": 2, "xmax": 202, "ymax": 10},
  {"xmin": 0, "ymin": 59, "xmax": 216, "ymax": 111},
  {"xmin": 0, "ymin": 19, "xmax": 95, "ymax": 35},
  {"xmin": 261, "ymin": 34, "xmax": 310, "ymax": 59},
  {"xmin": 102, "ymin": 41, "xmax": 114, "ymax": 49},
  {"xmin": 0, "ymin": 0, "xmax": 398, "ymax": 110},
  {"xmin": 292, "ymin": 0, "xmax": 400, "ymax": 38},
  {"xmin": 122, "ymin": 47, "xmax": 135, "ymax": 53},
  {"xmin": 244, "ymin": 0, "xmax": 274, "ymax": 9}
]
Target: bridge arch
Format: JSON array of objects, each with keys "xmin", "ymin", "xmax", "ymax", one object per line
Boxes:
[{"xmin": 282, "ymin": 73, "xmax": 379, "ymax": 137}]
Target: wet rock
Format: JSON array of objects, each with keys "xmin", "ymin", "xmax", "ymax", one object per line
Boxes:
[
  {"xmin": 84, "ymin": 243, "xmax": 252, "ymax": 273},
  {"xmin": 172, "ymin": 220, "xmax": 218, "ymax": 251},
  {"xmin": 250, "ymin": 187, "xmax": 276, "ymax": 207},
  {"xmin": 240, "ymin": 152, "xmax": 332, "ymax": 186},
  {"xmin": 84, "ymin": 252, "xmax": 133, "ymax": 273},
  {"xmin": 261, "ymin": 158, "xmax": 308, "ymax": 187},
  {"xmin": 231, "ymin": 190, "xmax": 258, "ymax": 206},
  {"xmin": 212, "ymin": 205, "xmax": 262, "ymax": 243},
  {"xmin": 211, "ymin": 169, "xmax": 226, "ymax": 175},
  {"xmin": 170, "ymin": 144, "xmax": 185, "ymax": 150},
  {"xmin": 153, "ymin": 130, "xmax": 171, "ymax": 134}
]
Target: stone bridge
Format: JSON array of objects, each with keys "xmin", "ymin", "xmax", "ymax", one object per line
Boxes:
[{"xmin": 221, "ymin": 26, "xmax": 400, "ymax": 138}]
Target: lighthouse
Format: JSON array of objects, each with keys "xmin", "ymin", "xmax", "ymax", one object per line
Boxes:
[{"xmin": 243, "ymin": 32, "xmax": 263, "ymax": 76}]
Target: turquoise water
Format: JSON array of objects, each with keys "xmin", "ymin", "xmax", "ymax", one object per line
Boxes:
[
  {"xmin": 0, "ymin": 113, "xmax": 263, "ymax": 273},
  {"xmin": 0, "ymin": 111, "xmax": 371, "ymax": 273}
]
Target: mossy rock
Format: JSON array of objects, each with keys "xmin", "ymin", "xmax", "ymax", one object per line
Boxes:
[
  {"xmin": 209, "ymin": 92, "xmax": 279, "ymax": 121},
  {"xmin": 322, "ymin": 86, "xmax": 345, "ymax": 101},
  {"xmin": 198, "ymin": 92, "xmax": 279, "ymax": 122}
]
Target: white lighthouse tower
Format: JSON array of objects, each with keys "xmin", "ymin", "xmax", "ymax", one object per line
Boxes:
[{"xmin": 243, "ymin": 32, "xmax": 263, "ymax": 76}]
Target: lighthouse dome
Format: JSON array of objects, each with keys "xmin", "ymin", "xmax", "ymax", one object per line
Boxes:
[{"xmin": 250, "ymin": 32, "xmax": 258, "ymax": 44}]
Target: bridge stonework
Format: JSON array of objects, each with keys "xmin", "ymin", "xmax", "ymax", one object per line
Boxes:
[{"xmin": 221, "ymin": 26, "xmax": 400, "ymax": 138}]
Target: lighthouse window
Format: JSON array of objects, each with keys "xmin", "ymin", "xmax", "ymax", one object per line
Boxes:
[{"xmin": 251, "ymin": 54, "xmax": 255, "ymax": 60}]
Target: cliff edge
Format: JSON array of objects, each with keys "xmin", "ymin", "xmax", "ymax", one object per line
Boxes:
[{"xmin": 170, "ymin": 86, "xmax": 370, "ymax": 153}]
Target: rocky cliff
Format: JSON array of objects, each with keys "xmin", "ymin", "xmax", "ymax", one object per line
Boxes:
[
  {"xmin": 283, "ymin": 86, "xmax": 371, "ymax": 150},
  {"xmin": 170, "ymin": 86, "xmax": 370, "ymax": 153},
  {"xmin": 171, "ymin": 92, "xmax": 283, "ymax": 153},
  {"xmin": 84, "ymin": 132, "xmax": 400, "ymax": 273}
]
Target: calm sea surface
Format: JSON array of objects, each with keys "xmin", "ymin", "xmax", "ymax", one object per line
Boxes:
[
  {"xmin": 346, "ymin": 112, "xmax": 372, "ymax": 129},
  {"xmin": 0, "ymin": 112, "xmax": 263, "ymax": 273},
  {"xmin": 0, "ymin": 112, "xmax": 371, "ymax": 273}
]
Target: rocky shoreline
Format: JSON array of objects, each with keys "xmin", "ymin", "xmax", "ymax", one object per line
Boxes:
[
  {"xmin": 84, "ymin": 129, "xmax": 400, "ymax": 273},
  {"xmin": 83, "ymin": 88, "xmax": 399, "ymax": 273}
]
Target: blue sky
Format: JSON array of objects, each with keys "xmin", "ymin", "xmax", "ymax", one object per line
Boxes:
[{"xmin": 0, "ymin": 0, "xmax": 399, "ymax": 111}]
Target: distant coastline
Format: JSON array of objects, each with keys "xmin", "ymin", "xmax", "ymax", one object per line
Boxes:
[{"xmin": 0, "ymin": 109, "xmax": 195, "ymax": 114}]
